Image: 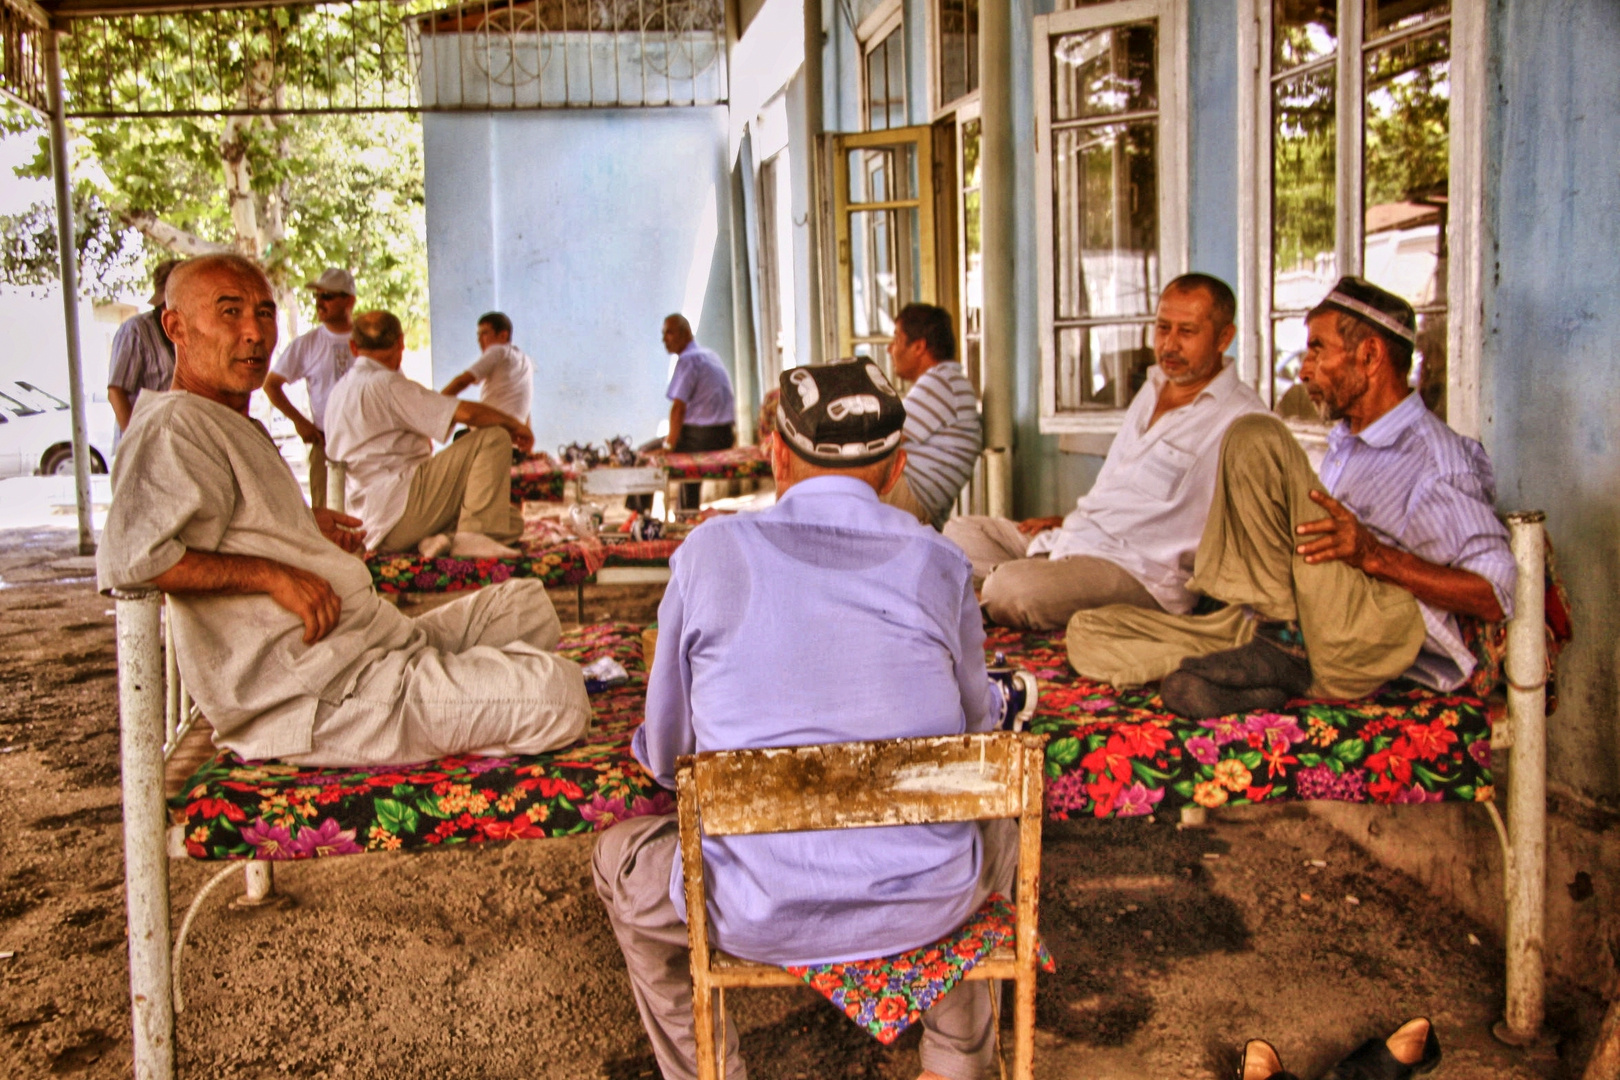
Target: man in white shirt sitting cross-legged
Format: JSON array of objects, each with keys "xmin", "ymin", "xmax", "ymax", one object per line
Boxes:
[
  {"xmin": 324, "ymin": 310, "xmax": 534, "ymax": 559},
  {"xmin": 943, "ymin": 274, "xmax": 1267, "ymax": 631},
  {"xmin": 440, "ymin": 310, "xmax": 536, "ymax": 428}
]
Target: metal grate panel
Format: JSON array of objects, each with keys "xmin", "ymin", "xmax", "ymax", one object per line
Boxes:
[
  {"xmin": 57, "ymin": 0, "xmax": 725, "ymax": 117},
  {"xmin": 0, "ymin": 0, "xmax": 49, "ymax": 114}
]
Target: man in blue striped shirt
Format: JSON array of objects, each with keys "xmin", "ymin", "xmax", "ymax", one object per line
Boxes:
[
  {"xmin": 1068, "ymin": 277, "xmax": 1515, "ymax": 717},
  {"xmin": 882, "ymin": 304, "xmax": 984, "ymax": 528}
]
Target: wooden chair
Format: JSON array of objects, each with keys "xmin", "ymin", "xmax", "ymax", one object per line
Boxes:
[{"xmin": 674, "ymin": 731, "xmax": 1048, "ymax": 1080}]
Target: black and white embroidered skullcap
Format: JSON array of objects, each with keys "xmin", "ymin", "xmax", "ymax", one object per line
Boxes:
[
  {"xmin": 1312, "ymin": 275, "xmax": 1418, "ymax": 344},
  {"xmin": 776, "ymin": 362, "xmax": 906, "ymax": 467}
]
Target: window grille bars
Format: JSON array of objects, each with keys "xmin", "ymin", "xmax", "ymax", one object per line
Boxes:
[{"xmin": 54, "ymin": 0, "xmax": 725, "ymax": 118}]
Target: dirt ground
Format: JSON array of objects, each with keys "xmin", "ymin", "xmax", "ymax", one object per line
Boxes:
[{"xmin": 0, "ymin": 524, "xmax": 1606, "ymax": 1080}]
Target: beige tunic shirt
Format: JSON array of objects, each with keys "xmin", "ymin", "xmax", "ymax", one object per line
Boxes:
[
  {"xmin": 323, "ymin": 357, "xmax": 460, "ymax": 549},
  {"xmin": 96, "ymin": 391, "xmax": 423, "ymax": 761}
]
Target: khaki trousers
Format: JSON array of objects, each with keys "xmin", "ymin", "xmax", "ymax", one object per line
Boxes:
[
  {"xmin": 1065, "ymin": 414, "xmax": 1427, "ymax": 699},
  {"xmin": 880, "ymin": 471, "xmax": 936, "ymax": 527},
  {"xmin": 287, "ymin": 579, "xmax": 590, "ymax": 767},
  {"xmin": 591, "ymin": 815, "xmax": 1018, "ymax": 1080},
  {"xmin": 942, "ymin": 515, "xmax": 1160, "ymax": 631},
  {"xmin": 379, "ymin": 426, "xmax": 522, "ymax": 552}
]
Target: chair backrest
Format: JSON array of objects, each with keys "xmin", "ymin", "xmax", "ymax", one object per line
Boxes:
[{"xmin": 675, "ymin": 732, "xmax": 1046, "ymax": 838}]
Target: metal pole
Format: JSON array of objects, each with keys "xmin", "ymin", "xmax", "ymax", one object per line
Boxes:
[
  {"xmin": 114, "ymin": 589, "xmax": 175, "ymax": 1080},
  {"xmin": 978, "ymin": 0, "xmax": 1015, "ymax": 516},
  {"xmin": 325, "ymin": 459, "xmax": 347, "ymax": 513},
  {"xmin": 800, "ymin": 0, "xmax": 825, "ymax": 364},
  {"xmin": 1497, "ymin": 511, "xmax": 1547, "ymax": 1046},
  {"xmin": 45, "ymin": 28, "xmax": 96, "ymax": 556}
]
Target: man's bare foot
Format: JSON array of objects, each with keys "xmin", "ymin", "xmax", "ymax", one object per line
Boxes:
[
  {"xmin": 450, "ymin": 532, "xmax": 520, "ymax": 559},
  {"xmin": 1240, "ymin": 1039, "xmax": 1285, "ymax": 1080},
  {"xmin": 1385, "ymin": 1018, "xmax": 1431, "ymax": 1066},
  {"xmin": 417, "ymin": 533, "xmax": 452, "ymax": 559},
  {"xmin": 917, "ymin": 1071, "xmax": 953, "ymax": 1080}
]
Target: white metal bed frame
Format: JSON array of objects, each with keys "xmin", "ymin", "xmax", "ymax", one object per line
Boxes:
[{"xmin": 107, "ymin": 512, "xmax": 1552, "ymax": 1079}]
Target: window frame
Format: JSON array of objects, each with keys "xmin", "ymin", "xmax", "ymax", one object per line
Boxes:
[
  {"xmin": 1236, "ymin": 0, "xmax": 1487, "ymax": 440},
  {"xmin": 929, "ymin": 0, "xmax": 980, "ymax": 117},
  {"xmin": 857, "ymin": 0, "xmax": 907, "ymax": 133},
  {"xmin": 1032, "ymin": 0, "xmax": 1190, "ymax": 435}
]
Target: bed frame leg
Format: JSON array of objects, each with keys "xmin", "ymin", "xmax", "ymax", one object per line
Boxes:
[
  {"xmin": 1496, "ymin": 512, "xmax": 1548, "ymax": 1047},
  {"xmin": 114, "ymin": 589, "xmax": 176, "ymax": 1080},
  {"xmin": 1179, "ymin": 806, "xmax": 1208, "ymax": 828},
  {"xmin": 232, "ymin": 860, "xmax": 276, "ymax": 908}
]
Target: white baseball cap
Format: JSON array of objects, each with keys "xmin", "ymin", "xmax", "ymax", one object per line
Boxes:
[{"xmin": 306, "ymin": 267, "xmax": 356, "ymax": 296}]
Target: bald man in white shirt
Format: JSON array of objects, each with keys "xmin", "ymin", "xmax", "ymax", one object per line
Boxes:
[{"xmin": 944, "ymin": 274, "xmax": 1267, "ymax": 630}]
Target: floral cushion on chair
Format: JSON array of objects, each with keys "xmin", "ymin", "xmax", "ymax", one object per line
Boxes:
[{"xmin": 786, "ymin": 894, "xmax": 1054, "ymax": 1045}]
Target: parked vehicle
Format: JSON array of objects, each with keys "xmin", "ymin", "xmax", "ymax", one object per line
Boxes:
[{"xmin": 0, "ymin": 380, "xmax": 118, "ymax": 479}]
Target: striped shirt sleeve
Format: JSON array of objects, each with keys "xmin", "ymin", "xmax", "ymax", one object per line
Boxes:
[{"xmin": 901, "ymin": 363, "xmax": 983, "ymax": 526}]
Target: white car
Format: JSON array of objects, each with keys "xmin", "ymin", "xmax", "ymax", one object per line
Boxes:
[{"xmin": 0, "ymin": 380, "xmax": 118, "ymax": 478}]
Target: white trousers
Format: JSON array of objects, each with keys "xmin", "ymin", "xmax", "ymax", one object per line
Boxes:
[{"xmin": 286, "ymin": 579, "xmax": 591, "ymax": 767}]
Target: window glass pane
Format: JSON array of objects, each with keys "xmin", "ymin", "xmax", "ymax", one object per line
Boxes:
[
  {"xmin": 1414, "ymin": 310, "xmax": 1448, "ymax": 418},
  {"xmin": 1273, "ymin": 0, "xmax": 1336, "ymax": 72},
  {"xmin": 847, "ymin": 145, "xmax": 918, "ymax": 203},
  {"xmin": 887, "ymin": 28, "xmax": 907, "ymax": 129},
  {"xmin": 1053, "ymin": 121, "xmax": 1158, "ymax": 321},
  {"xmin": 1271, "ymin": 314, "xmax": 1319, "ymax": 418},
  {"xmin": 965, "ymin": 0, "xmax": 979, "ymax": 99},
  {"xmin": 1366, "ymin": 0, "xmax": 1449, "ymax": 42},
  {"xmin": 1271, "ymin": 67, "xmax": 1337, "ymax": 313},
  {"xmin": 1362, "ymin": 28, "xmax": 1449, "ymax": 307},
  {"xmin": 939, "ymin": 0, "xmax": 969, "ymax": 105},
  {"xmin": 1055, "ymin": 323, "xmax": 1153, "ymax": 411},
  {"xmin": 866, "ymin": 41, "xmax": 888, "ymax": 130},
  {"xmin": 1050, "ymin": 23, "xmax": 1157, "ymax": 123},
  {"xmin": 850, "ymin": 207, "xmax": 921, "ymax": 340}
]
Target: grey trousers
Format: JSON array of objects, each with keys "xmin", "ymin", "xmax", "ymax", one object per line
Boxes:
[
  {"xmin": 284, "ymin": 579, "xmax": 591, "ymax": 767},
  {"xmin": 379, "ymin": 426, "xmax": 523, "ymax": 552},
  {"xmin": 592, "ymin": 815, "xmax": 1019, "ymax": 1080},
  {"xmin": 943, "ymin": 516, "xmax": 1160, "ymax": 631}
]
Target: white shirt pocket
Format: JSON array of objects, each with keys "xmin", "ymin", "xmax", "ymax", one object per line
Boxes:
[{"xmin": 1137, "ymin": 440, "xmax": 1196, "ymax": 502}]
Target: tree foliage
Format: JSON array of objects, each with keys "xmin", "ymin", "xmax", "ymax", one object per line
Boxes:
[{"xmin": 0, "ymin": 4, "xmax": 429, "ymax": 342}]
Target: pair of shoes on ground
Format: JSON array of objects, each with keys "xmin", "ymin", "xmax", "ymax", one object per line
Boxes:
[
  {"xmin": 1240, "ymin": 1018, "xmax": 1442, "ymax": 1080},
  {"xmin": 1160, "ymin": 631, "xmax": 1313, "ymax": 719},
  {"xmin": 416, "ymin": 532, "xmax": 521, "ymax": 560}
]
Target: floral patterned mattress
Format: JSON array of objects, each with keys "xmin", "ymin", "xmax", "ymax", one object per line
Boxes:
[
  {"xmin": 170, "ymin": 623, "xmax": 1495, "ymax": 862},
  {"xmin": 658, "ymin": 445, "xmax": 771, "ymax": 481},
  {"xmin": 366, "ymin": 538, "xmax": 680, "ymax": 595},
  {"xmin": 510, "ymin": 457, "xmax": 574, "ymax": 503}
]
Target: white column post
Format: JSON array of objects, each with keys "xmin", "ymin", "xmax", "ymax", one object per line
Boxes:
[
  {"xmin": 114, "ymin": 589, "xmax": 175, "ymax": 1080},
  {"xmin": 979, "ymin": 0, "xmax": 1015, "ymax": 517},
  {"xmin": 44, "ymin": 27, "xmax": 95, "ymax": 557},
  {"xmin": 1497, "ymin": 511, "xmax": 1547, "ymax": 1046}
]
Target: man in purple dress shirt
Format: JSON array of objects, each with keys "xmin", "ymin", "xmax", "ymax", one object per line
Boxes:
[
  {"xmin": 593, "ymin": 362, "xmax": 1015, "ymax": 1080},
  {"xmin": 1067, "ymin": 276, "xmax": 1515, "ymax": 717}
]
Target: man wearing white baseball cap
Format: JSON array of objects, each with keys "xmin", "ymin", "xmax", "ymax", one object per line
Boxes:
[{"xmin": 264, "ymin": 267, "xmax": 358, "ymax": 508}]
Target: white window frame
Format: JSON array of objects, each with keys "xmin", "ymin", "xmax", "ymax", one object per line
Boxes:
[
  {"xmin": 1236, "ymin": 0, "xmax": 1487, "ymax": 439},
  {"xmin": 1033, "ymin": 0, "xmax": 1190, "ymax": 435},
  {"xmin": 858, "ymin": 0, "xmax": 906, "ymax": 133},
  {"xmin": 928, "ymin": 0, "xmax": 980, "ymax": 117}
]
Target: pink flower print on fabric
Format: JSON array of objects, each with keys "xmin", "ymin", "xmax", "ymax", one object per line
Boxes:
[
  {"xmin": 241, "ymin": 818, "xmax": 296, "ymax": 859},
  {"xmin": 288, "ymin": 818, "xmax": 363, "ymax": 858}
]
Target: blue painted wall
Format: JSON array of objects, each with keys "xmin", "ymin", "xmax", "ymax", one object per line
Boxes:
[
  {"xmin": 422, "ymin": 107, "xmax": 735, "ymax": 453},
  {"xmin": 1484, "ymin": 0, "xmax": 1620, "ymax": 800}
]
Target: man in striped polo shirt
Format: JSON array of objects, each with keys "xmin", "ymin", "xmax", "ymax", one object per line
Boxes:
[
  {"xmin": 881, "ymin": 304, "xmax": 983, "ymax": 528},
  {"xmin": 1069, "ymin": 276, "xmax": 1516, "ymax": 718}
]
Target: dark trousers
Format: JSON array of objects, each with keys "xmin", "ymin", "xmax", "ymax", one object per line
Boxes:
[{"xmin": 628, "ymin": 423, "xmax": 736, "ymax": 513}]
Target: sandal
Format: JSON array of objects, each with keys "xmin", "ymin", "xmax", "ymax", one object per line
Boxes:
[
  {"xmin": 1324, "ymin": 1018, "xmax": 1442, "ymax": 1079},
  {"xmin": 1237, "ymin": 1039, "xmax": 1301, "ymax": 1080}
]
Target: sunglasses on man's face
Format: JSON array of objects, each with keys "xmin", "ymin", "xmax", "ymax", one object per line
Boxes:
[{"xmin": 315, "ymin": 291, "xmax": 348, "ymax": 302}]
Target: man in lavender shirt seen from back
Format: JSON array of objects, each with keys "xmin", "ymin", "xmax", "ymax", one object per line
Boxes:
[{"xmin": 593, "ymin": 361, "xmax": 1016, "ymax": 1080}]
